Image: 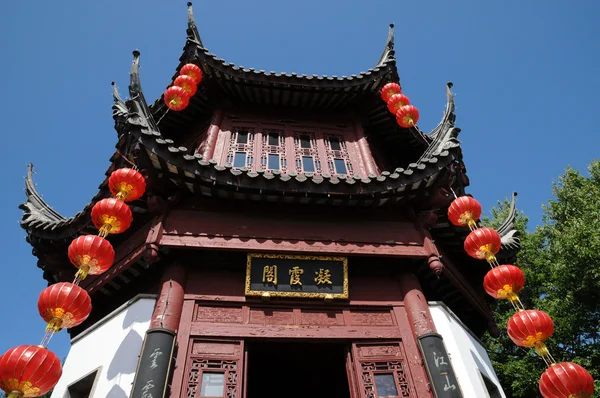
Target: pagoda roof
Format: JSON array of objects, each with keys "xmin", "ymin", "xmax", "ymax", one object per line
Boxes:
[
  {"xmin": 147, "ymin": 3, "xmax": 426, "ymax": 155},
  {"xmin": 18, "ymin": 3, "xmax": 520, "ymax": 274}
]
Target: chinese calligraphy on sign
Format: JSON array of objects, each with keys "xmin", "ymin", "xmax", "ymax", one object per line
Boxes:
[
  {"xmin": 289, "ymin": 266, "xmax": 305, "ymax": 285},
  {"xmin": 246, "ymin": 253, "xmax": 348, "ymax": 299},
  {"xmin": 262, "ymin": 265, "xmax": 278, "ymax": 285},
  {"xmin": 418, "ymin": 334, "xmax": 462, "ymax": 397},
  {"xmin": 314, "ymin": 268, "xmax": 332, "ymax": 285}
]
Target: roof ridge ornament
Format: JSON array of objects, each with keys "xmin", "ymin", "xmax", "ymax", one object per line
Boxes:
[
  {"xmin": 111, "ymin": 81, "xmax": 128, "ymax": 120},
  {"xmin": 186, "ymin": 2, "xmax": 203, "ymax": 47},
  {"xmin": 23, "ymin": 163, "xmax": 66, "ymax": 222},
  {"xmin": 497, "ymin": 191, "xmax": 522, "ymax": 258},
  {"xmin": 377, "ymin": 23, "xmax": 395, "ymax": 67},
  {"xmin": 427, "ymin": 82, "xmax": 456, "ymax": 141},
  {"xmin": 417, "ymin": 82, "xmax": 460, "ymax": 164},
  {"xmin": 128, "ymin": 50, "xmax": 160, "ymax": 133}
]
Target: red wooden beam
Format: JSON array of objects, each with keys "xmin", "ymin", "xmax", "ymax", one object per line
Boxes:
[
  {"xmin": 188, "ymin": 323, "xmax": 402, "ymax": 339},
  {"xmin": 160, "ymin": 234, "xmax": 428, "ymax": 257},
  {"xmin": 413, "ymin": 211, "xmax": 495, "ymax": 330}
]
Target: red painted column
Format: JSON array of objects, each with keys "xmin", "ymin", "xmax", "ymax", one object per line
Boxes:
[
  {"xmin": 200, "ymin": 108, "xmax": 223, "ymax": 161},
  {"xmin": 353, "ymin": 120, "xmax": 378, "ymax": 176},
  {"xmin": 150, "ymin": 262, "xmax": 187, "ymax": 331},
  {"xmin": 398, "ymin": 273, "xmax": 436, "ymax": 398},
  {"xmin": 399, "ymin": 272, "xmax": 437, "ymax": 336},
  {"xmin": 130, "ymin": 262, "xmax": 188, "ymax": 398}
]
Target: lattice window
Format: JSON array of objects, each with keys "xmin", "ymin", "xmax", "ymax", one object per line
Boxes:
[
  {"xmin": 293, "ymin": 132, "xmax": 321, "ymax": 174},
  {"xmin": 226, "ymin": 127, "xmax": 255, "ymax": 169},
  {"xmin": 187, "ymin": 359, "xmax": 239, "ymax": 398},
  {"xmin": 360, "ymin": 361, "xmax": 411, "ymax": 398},
  {"xmin": 260, "ymin": 128, "xmax": 287, "ymax": 173},
  {"xmin": 324, "ymin": 134, "xmax": 354, "ymax": 177}
]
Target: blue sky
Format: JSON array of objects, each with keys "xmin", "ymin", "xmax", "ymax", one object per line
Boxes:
[{"xmin": 0, "ymin": 0, "xmax": 598, "ymax": 369}]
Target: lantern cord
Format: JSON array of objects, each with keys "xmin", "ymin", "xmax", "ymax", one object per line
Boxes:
[
  {"xmin": 115, "ymin": 149, "xmax": 137, "ymax": 170},
  {"xmin": 156, "ymin": 108, "xmax": 170, "ymax": 126},
  {"xmin": 160, "ymin": 280, "xmax": 172, "ymax": 329},
  {"xmin": 40, "ymin": 329, "xmax": 55, "ymax": 348}
]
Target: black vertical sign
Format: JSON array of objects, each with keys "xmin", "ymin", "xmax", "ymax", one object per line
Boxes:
[
  {"xmin": 130, "ymin": 328, "xmax": 176, "ymax": 398},
  {"xmin": 417, "ymin": 333, "xmax": 463, "ymax": 398}
]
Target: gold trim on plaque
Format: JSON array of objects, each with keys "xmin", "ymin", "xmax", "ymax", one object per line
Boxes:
[{"xmin": 245, "ymin": 253, "xmax": 349, "ymax": 299}]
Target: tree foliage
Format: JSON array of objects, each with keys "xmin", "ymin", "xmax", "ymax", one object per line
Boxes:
[{"xmin": 483, "ymin": 160, "xmax": 600, "ymax": 397}]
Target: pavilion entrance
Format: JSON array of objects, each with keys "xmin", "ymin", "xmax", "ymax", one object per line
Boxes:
[{"xmin": 245, "ymin": 341, "xmax": 350, "ymax": 398}]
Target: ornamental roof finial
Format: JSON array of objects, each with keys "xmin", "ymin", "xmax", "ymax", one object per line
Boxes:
[
  {"xmin": 187, "ymin": 2, "xmax": 203, "ymax": 47},
  {"xmin": 377, "ymin": 23, "xmax": 395, "ymax": 67},
  {"xmin": 111, "ymin": 81, "xmax": 128, "ymax": 119}
]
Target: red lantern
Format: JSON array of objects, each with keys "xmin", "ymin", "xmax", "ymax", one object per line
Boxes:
[
  {"xmin": 507, "ymin": 310, "xmax": 554, "ymax": 356},
  {"xmin": 448, "ymin": 196, "xmax": 482, "ymax": 228},
  {"xmin": 174, "ymin": 75, "xmax": 198, "ymax": 97},
  {"xmin": 91, "ymin": 198, "xmax": 133, "ymax": 237},
  {"xmin": 68, "ymin": 235, "xmax": 115, "ymax": 279},
  {"xmin": 464, "ymin": 227, "xmax": 502, "ymax": 262},
  {"xmin": 483, "ymin": 265, "xmax": 525, "ymax": 302},
  {"xmin": 108, "ymin": 168, "xmax": 146, "ymax": 202},
  {"xmin": 164, "ymin": 86, "xmax": 190, "ymax": 111},
  {"xmin": 0, "ymin": 345, "xmax": 62, "ymax": 397},
  {"xmin": 396, "ymin": 105, "xmax": 420, "ymax": 128},
  {"xmin": 387, "ymin": 93, "xmax": 410, "ymax": 114},
  {"xmin": 381, "ymin": 82, "xmax": 401, "ymax": 102},
  {"xmin": 180, "ymin": 63, "xmax": 203, "ymax": 84},
  {"xmin": 539, "ymin": 362, "xmax": 594, "ymax": 398},
  {"xmin": 38, "ymin": 282, "xmax": 92, "ymax": 331}
]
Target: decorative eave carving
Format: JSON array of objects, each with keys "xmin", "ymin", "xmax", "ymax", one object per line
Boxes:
[
  {"xmin": 427, "ymin": 82, "xmax": 456, "ymax": 142},
  {"xmin": 419, "ymin": 83, "xmax": 461, "ymax": 165},
  {"xmin": 186, "ymin": 2, "xmax": 203, "ymax": 46},
  {"xmin": 19, "ymin": 164, "xmax": 95, "ymax": 240},
  {"xmin": 112, "ymin": 81, "xmax": 129, "ymax": 134},
  {"xmin": 376, "ymin": 24, "xmax": 396, "ymax": 68},
  {"xmin": 496, "ymin": 192, "xmax": 522, "ymax": 259}
]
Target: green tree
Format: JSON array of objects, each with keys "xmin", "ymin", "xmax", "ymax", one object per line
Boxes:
[{"xmin": 483, "ymin": 160, "xmax": 600, "ymax": 397}]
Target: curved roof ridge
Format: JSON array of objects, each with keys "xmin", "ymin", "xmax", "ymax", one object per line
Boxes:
[
  {"xmin": 128, "ymin": 51, "xmax": 159, "ymax": 133},
  {"xmin": 19, "ymin": 163, "xmax": 97, "ymax": 239},
  {"xmin": 112, "ymin": 81, "xmax": 128, "ymax": 120},
  {"xmin": 417, "ymin": 83, "xmax": 461, "ymax": 164},
  {"xmin": 376, "ymin": 24, "xmax": 395, "ymax": 67},
  {"xmin": 20, "ymin": 163, "xmax": 66, "ymax": 223},
  {"xmin": 497, "ymin": 191, "xmax": 522, "ymax": 257},
  {"xmin": 427, "ymin": 82, "xmax": 456, "ymax": 142},
  {"xmin": 186, "ymin": 2, "xmax": 203, "ymax": 46}
]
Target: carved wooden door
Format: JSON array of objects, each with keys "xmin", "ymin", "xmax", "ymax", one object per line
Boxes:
[
  {"xmin": 349, "ymin": 341, "xmax": 415, "ymax": 398},
  {"xmin": 183, "ymin": 339, "xmax": 245, "ymax": 398}
]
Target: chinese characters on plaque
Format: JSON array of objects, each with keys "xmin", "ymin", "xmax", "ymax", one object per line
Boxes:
[
  {"xmin": 417, "ymin": 334, "xmax": 462, "ymax": 398},
  {"xmin": 245, "ymin": 254, "xmax": 348, "ymax": 299}
]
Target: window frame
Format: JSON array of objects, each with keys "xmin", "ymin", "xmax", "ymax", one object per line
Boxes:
[
  {"xmin": 64, "ymin": 367, "xmax": 102, "ymax": 398},
  {"xmin": 223, "ymin": 122, "xmax": 359, "ymax": 177}
]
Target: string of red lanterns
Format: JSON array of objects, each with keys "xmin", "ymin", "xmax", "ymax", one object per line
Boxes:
[
  {"xmin": 446, "ymin": 195, "xmax": 595, "ymax": 398},
  {"xmin": 0, "ymin": 168, "xmax": 146, "ymax": 398},
  {"xmin": 164, "ymin": 63, "xmax": 203, "ymax": 111},
  {"xmin": 380, "ymin": 82, "xmax": 421, "ymax": 128}
]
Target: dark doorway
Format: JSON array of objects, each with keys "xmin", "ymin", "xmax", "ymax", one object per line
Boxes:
[{"xmin": 246, "ymin": 341, "xmax": 351, "ymax": 398}]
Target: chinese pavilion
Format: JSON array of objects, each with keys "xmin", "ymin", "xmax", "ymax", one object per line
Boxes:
[{"xmin": 17, "ymin": 3, "xmax": 523, "ymax": 398}]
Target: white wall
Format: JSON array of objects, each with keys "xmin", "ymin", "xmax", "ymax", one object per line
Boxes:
[
  {"xmin": 51, "ymin": 296, "xmax": 156, "ymax": 398},
  {"xmin": 429, "ymin": 302, "xmax": 506, "ymax": 398}
]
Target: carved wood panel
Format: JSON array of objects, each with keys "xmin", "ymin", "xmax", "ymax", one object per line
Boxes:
[
  {"xmin": 351, "ymin": 342, "xmax": 414, "ymax": 398},
  {"xmin": 194, "ymin": 303, "xmax": 397, "ymax": 328},
  {"xmin": 349, "ymin": 311, "xmax": 395, "ymax": 326},
  {"xmin": 196, "ymin": 305, "xmax": 243, "ymax": 324},
  {"xmin": 300, "ymin": 309, "xmax": 344, "ymax": 326},
  {"xmin": 185, "ymin": 339, "xmax": 244, "ymax": 398},
  {"xmin": 191, "ymin": 304, "xmax": 401, "ymax": 339}
]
